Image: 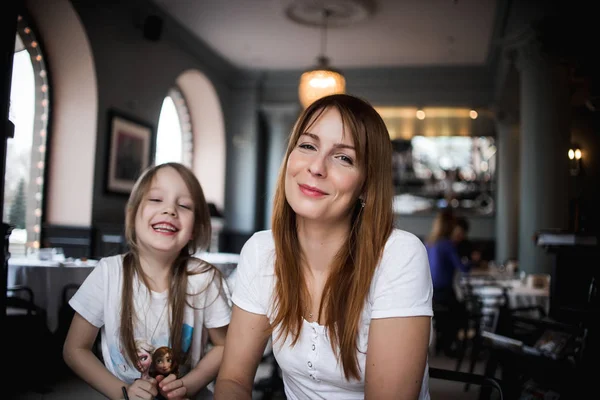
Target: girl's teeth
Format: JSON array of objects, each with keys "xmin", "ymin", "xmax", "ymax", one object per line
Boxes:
[{"xmin": 153, "ymin": 224, "xmax": 177, "ymax": 232}]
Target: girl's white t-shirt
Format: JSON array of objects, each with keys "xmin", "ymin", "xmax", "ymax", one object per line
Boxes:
[
  {"xmin": 232, "ymin": 229, "xmax": 434, "ymax": 400},
  {"xmin": 69, "ymin": 255, "xmax": 231, "ymax": 397}
]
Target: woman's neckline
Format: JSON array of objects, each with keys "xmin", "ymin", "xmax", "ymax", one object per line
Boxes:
[{"xmin": 303, "ymin": 318, "xmax": 326, "ymax": 330}]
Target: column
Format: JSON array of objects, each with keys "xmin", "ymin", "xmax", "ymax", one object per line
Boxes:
[
  {"xmin": 224, "ymin": 87, "xmax": 260, "ymax": 234},
  {"xmin": 515, "ymin": 28, "xmax": 571, "ymax": 274},
  {"xmin": 260, "ymin": 104, "xmax": 300, "ymax": 229},
  {"xmin": 494, "ymin": 115, "xmax": 520, "ymax": 264}
]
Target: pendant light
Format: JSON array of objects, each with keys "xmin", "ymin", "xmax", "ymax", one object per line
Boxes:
[{"xmin": 298, "ymin": 8, "xmax": 346, "ymax": 109}]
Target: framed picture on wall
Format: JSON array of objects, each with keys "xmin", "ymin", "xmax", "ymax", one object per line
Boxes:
[{"xmin": 106, "ymin": 110, "xmax": 154, "ymax": 194}]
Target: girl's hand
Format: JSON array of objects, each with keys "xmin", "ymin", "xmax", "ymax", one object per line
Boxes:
[
  {"xmin": 156, "ymin": 374, "xmax": 189, "ymax": 399},
  {"xmin": 127, "ymin": 377, "xmax": 158, "ymax": 399}
]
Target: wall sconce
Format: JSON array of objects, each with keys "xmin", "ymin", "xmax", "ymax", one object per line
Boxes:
[{"xmin": 568, "ymin": 145, "xmax": 583, "ymax": 176}]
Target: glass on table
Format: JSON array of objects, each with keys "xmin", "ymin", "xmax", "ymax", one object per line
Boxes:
[
  {"xmin": 53, "ymin": 247, "xmax": 65, "ymax": 262},
  {"xmin": 25, "ymin": 245, "xmax": 39, "ymax": 259},
  {"xmin": 519, "ymin": 270, "xmax": 527, "ymax": 286}
]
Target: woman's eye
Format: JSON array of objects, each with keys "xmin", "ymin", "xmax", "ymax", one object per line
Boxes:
[
  {"xmin": 299, "ymin": 143, "xmax": 316, "ymax": 150},
  {"xmin": 338, "ymin": 155, "xmax": 354, "ymax": 165},
  {"xmin": 179, "ymin": 204, "xmax": 192, "ymax": 210},
  {"xmin": 149, "ymin": 198, "xmax": 161, "ymax": 202}
]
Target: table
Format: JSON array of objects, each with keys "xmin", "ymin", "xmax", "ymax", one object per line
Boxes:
[
  {"xmin": 458, "ymin": 275, "xmax": 550, "ymax": 315},
  {"xmin": 7, "ymin": 257, "xmax": 97, "ymax": 332},
  {"xmin": 7, "ymin": 253, "xmax": 240, "ymax": 332},
  {"xmin": 195, "ymin": 251, "xmax": 239, "ymax": 276}
]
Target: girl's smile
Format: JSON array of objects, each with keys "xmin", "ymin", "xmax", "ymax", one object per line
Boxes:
[{"xmin": 135, "ymin": 166, "xmax": 195, "ymax": 255}]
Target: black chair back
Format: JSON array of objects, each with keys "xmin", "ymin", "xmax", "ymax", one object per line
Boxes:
[{"xmin": 429, "ymin": 366, "xmax": 504, "ymax": 400}]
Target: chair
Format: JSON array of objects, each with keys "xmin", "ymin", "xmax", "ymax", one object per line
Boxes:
[
  {"xmin": 56, "ymin": 283, "xmax": 103, "ymax": 364},
  {"xmin": 479, "ymin": 309, "xmax": 586, "ymax": 399},
  {"xmin": 431, "ymin": 300, "xmax": 452, "ymax": 355},
  {"xmin": 454, "ymin": 280, "xmax": 510, "ymax": 375},
  {"xmin": 6, "ymin": 285, "xmax": 39, "ymax": 316},
  {"xmin": 429, "ymin": 366, "xmax": 505, "ymax": 400},
  {"xmin": 56, "ymin": 283, "xmax": 82, "ymax": 343},
  {"xmin": 253, "ymin": 354, "xmax": 284, "ymax": 400},
  {"xmin": 6, "ymin": 285, "xmax": 54, "ymax": 395},
  {"xmin": 252, "ymin": 339, "xmax": 284, "ymax": 400}
]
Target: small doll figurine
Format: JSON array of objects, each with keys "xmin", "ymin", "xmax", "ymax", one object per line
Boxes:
[
  {"xmin": 134, "ymin": 339, "xmax": 155, "ymax": 379},
  {"xmin": 148, "ymin": 346, "xmax": 179, "ymax": 378}
]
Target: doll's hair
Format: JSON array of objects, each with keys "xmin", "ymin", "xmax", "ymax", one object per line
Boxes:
[
  {"xmin": 148, "ymin": 346, "xmax": 179, "ymax": 378},
  {"xmin": 134, "ymin": 338, "xmax": 155, "ymax": 355}
]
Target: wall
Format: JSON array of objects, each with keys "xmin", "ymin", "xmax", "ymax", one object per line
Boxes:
[
  {"xmin": 177, "ymin": 69, "xmax": 226, "ymax": 211},
  {"xmin": 26, "ymin": 0, "xmax": 97, "ymax": 228},
  {"xmin": 22, "ymin": 0, "xmax": 268, "ymax": 257},
  {"xmin": 570, "ymin": 107, "xmax": 600, "ymax": 233},
  {"xmin": 255, "ymin": 66, "xmax": 498, "ymax": 248},
  {"xmin": 259, "ymin": 66, "xmax": 495, "ymax": 107},
  {"xmin": 32, "ymin": 0, "xmax": 590, "ymax": 257},
  {"xmin": 395, "ymin": 214, "xmax": 496, "ymax": 240},
  {"xmin": 47, "ymin": 0, "xmax": 248, "ymax": 257},
  {"xmin": 221, "ymin": 77, "xmax": 262, "ymax": 252}
]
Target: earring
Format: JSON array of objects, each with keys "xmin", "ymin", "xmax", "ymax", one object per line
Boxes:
[{"xmin": 359, "ymin": 198, "xmax": 365, "ymax": 208}]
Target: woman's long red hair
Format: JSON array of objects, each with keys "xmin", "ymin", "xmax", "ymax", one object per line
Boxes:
[{"xmin": 270, "ymin": 94, "xmax": 394, "ymax": 380}]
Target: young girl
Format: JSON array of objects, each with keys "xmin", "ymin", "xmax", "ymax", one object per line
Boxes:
[
  {"xmin": 64, "ymin": 162, "xmax": 231, "ymax": 400},
  {"xmin": 215, "ymin": 94, "xmax": 433, "ymax": 399}
]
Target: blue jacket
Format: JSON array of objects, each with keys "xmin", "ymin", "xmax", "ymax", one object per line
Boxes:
[{"xmin": 426, "ymin": 238, "xmax": 471, "ymax": 290}]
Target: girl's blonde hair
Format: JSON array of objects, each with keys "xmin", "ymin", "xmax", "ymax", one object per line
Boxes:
[
  {"xmin": 271, "ymin": 94, "xmax": 394, "ymax": 380},
  {"xmin": 119, "ymin": 162, "xmax": 221, "ymax": 372}
]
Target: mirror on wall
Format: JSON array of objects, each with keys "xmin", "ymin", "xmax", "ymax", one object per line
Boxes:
[{"xmin": 376, "ymin": 107, "xmax": 497, "ymax": 216}]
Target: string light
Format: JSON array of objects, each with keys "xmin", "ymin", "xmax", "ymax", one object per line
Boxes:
[
  {"xmin": 167, "ymin": 86, "xmax": 193, "ymax": 168},
  {"xmin": 16, "ymin": 14, "xmax": 50, "ymax": 251}
]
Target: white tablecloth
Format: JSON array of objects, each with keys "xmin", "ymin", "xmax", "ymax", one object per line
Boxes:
[
  {"xmin": 7, "ymin": 257, "xmax": 97, "ymax": 332},
  {"xmin": 195, "ymin": 252, "xmax": 239, "ymax": 275},
  {"xmin": 7, "ymin": 253, "xmax": 240, "ymax": 333},
  {"xmin": 459, "ymin": 277, "xmax": 550, "ymax": 315}
]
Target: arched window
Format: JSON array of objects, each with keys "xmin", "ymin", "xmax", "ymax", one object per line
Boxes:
[
  {"xmin": 155, "ymin": 86, "xmax": 192, "ymax": 167},
  {"xmin": 5, "ymin": 14, "xmax": 51, "ymax": 252}
]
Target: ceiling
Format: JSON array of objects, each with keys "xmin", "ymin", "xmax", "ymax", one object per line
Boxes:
[{"xmin": 151, "ymin": 0, "xmax": 499, "ymax": 70}]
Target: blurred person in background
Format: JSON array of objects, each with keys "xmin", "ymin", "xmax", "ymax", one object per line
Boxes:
[
  {"xmin": 426, "ymin": 209, "xmax": 473, "ymax": 356},
  {"xmin": 452, "ymin": 216, "xmax": 482, "ymax": 267}
]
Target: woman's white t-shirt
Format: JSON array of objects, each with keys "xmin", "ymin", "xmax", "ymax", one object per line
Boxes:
[
  {"xmin": 69, "ymin": 255, "xmax": 231, "ymax": 398},
  {"xmin": 232, "ymin": 229, "xmax": 434, "ymax": 400}
]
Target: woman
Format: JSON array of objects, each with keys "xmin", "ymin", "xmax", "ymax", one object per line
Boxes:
[
  {"xmin": 426, "ymin": 209, "xmax": 472, "ymax": 356},
  {"xmin": 215, "ymin": 94, "xmax": 433, "ymax": 399}
]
